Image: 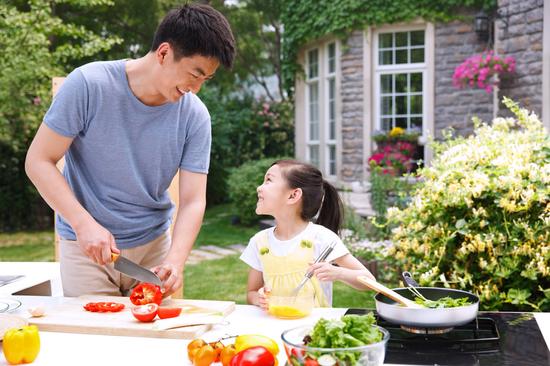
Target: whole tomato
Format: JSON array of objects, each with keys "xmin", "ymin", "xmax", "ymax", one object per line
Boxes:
[
  {"xmin": 194, "ymin": 344, "xmax": 216, "ymax": 366},
  {"xmin": 230, "ymin": 346, "xmax": 275, "ymax": 366},
  {"xmin": 130, "ymin": 283, "xmax": 162, "ymax": 306},
  {"xmin": 209, "ymin": 341, "xmax": 224, "ymax": 362},
  {"xmin": 187, "ymin": 339, "xmax": 207, "ymax": 362},
  {"xmin": 220, "ymin": 344, "xmax": 237, "ymax": 366}
]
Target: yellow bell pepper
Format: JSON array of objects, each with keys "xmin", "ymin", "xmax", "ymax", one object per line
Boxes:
[
  {"xmin": 3, "ymin": 325, "xmax": 40, "ymax": 365},
  {"xmin": 235, "ymin": 334, "xmax": 279, "ymax": 357}
]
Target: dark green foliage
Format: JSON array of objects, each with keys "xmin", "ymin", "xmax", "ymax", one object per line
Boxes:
[
  {"xmin": 227, "ymin": 157, "xmax": 289, "ymax": 225},
  {"xmin": 0, "ymin": 0, "xmax": 120, "ymax": 230},
  {"xmin": 200, "ymin": 88, "xmax": 294, "ymax": 206}
]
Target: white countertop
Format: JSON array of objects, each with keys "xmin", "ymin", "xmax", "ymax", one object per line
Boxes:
[
  {"xmin": 0, "ymin": 296, "xmax": 348, "ymax": 366},
  {"xmin": 0, "ymin": 262, "xmax": 62, "ymax": 296},
  {"xmin": 1, "ymin": 295, "xmax": 548, "ymax": 366},
  {"xmin": 1, "ymin": 262, "xmax": 549, "ymax": 366}
]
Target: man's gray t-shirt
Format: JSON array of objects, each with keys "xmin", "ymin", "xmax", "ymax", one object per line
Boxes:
[{"xmin": 44, "ymin": 60, "xmax": 211, "ymax": 249}]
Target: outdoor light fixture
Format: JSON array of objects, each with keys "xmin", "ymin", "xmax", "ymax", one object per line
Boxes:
[{"xmin": 475, "ymin": 10, "xmax": 490, "ymax": 42}]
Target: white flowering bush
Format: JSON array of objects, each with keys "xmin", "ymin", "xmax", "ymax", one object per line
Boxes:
[{"xmin": 387, "ymin": 98, "xmax": 549, "ymax": 311}]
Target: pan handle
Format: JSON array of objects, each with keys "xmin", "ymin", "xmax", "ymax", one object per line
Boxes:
[
  {"xmin": 401, "ymin": 271, "xmax": 420, "ymax": 287},
  {"xmin": 357, "ymin": 276, "xmax": 422, "ymax": 308}
]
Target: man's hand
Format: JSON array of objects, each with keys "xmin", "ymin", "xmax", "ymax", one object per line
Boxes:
[
  {"xmin": 74, "ymin": 219, "xmax": 119, "ymax": 265},
  {"xmin": 151, "ymin": 262, "xmax": 183, "ymax": 297}
]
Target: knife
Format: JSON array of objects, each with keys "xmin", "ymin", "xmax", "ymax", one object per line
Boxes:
[{"xmin": 111, "ymin": 253, "xmax": 162, "ymax": 286}]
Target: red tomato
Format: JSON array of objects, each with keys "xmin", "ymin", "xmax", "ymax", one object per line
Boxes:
[
  {"xmin": 131, "ymin": 303, "xmax": 158, "ymax": 322},
  {"xmin": 304, "ymin": 358, "xmax": 319, "ymax": 366},
  {"xmin": 83, "ymin": 303, "xmax": 99, "ymax": 312},
  {"xmin": 230, "ymin": 346, "xmax": 275, "ymax": 366},
  {"xmin": 83, "ymin": 302, "xmax": 125, "ymax": 313},
  {"xmin": 291, "ymin": 348, "xmax": 305, "ymax": 359},
  {"xmin": 130, "ymin": 283, "xmax": 162, "ymax": 306},
  {"xmin": 157, "ymin": 307, "xmax": 182, "ymax": 319}
]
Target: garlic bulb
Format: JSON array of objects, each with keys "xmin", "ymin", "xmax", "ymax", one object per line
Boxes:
[{"xmin": 28, "ymin": 305, "xmax": 45, "ymax": 317}]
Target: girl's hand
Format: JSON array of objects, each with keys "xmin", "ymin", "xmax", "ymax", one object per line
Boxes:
[
  {"xmin": 257, "ymin": 286, "xmax": 271, "ymax": 310},
  {"xmin": 309, "ymin": 262, "xmax": 342, "ymax": 282}
]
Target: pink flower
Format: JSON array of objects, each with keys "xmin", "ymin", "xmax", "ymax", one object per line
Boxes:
[{"xmin": 452, "ymin": 52, "xmax": 515, "ymax": 92}]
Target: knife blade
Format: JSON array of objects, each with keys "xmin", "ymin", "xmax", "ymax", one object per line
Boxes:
[{"xmin": 111, "ymin": 253, "xmax": 162, "ymax": 286}]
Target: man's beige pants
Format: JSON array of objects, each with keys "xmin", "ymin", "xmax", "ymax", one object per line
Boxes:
[{"xmin": 59, "ymin": 231, "xmax": 170, "ymax": 297}]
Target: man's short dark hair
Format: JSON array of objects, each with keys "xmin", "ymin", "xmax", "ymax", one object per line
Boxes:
[{"xmin": 151, "ymin": 3, "xmax": 236, "ymax": 69}]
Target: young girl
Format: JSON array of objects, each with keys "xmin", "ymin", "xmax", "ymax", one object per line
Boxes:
[{"xmin": 240, "ymin": 159, "xmax": 375, "ymax": 309}]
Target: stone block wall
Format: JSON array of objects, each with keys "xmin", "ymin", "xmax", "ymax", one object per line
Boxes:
[
  {"xmin": 340, "ymin": 30, "xmax": 365, "ymax": 182},
  {"xmin": 434, "ymin": 11, "xmax": 493, "ymax": 138},
  {"xmin": 496, "ymin": 0, "xmax": 543, "ymax": 116},
  {"xmin": 332, "ymin": 3, "xmax": 544, "ymax": 183}
]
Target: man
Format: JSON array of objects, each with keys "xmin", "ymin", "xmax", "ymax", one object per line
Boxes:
[{"xmin": 25, "ymin": 3, "xmax": 236, "ymax": 297}]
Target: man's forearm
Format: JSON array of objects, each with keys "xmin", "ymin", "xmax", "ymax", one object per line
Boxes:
[
  {"xmin": 165, "ymin": 199, "xmax": 206, "ymax": 268},
  {"xmin": 25, "ymin": 159, "xmax": 92, "ymax": 230}
]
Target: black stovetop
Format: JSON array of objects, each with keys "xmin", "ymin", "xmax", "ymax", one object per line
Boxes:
[{"xmin": 345, "ymin": 309, "xmax": 549, "ymax": 366}]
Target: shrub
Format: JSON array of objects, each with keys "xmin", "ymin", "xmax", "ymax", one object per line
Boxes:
[
  {"xmin": 200, "ymin": 88, "xmax": 294, "ymax": 206},
  {"xmin": 227, "ymin": 157, "xmax": 289, "ymax": 225},
  {"xmin": 387, "ymin": 98, "xmax": 550, "ymax": 311}
]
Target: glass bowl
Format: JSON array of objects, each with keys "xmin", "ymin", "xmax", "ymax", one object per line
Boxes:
[
  {"xmin": 281, "ymin": 324, "xmax": 389, "ymax": 366},
  {"xmin": 0, "ymin": 298, "xmax": 22, "ymax": 313},
  {"xmin": 268, "ymin": 293, "xmax": 314, "ymax": 319}
]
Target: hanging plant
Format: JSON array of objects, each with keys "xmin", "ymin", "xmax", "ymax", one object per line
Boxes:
[{"xmin": 452, "ymin": 51, "xmax": 515, "ymax": 93}]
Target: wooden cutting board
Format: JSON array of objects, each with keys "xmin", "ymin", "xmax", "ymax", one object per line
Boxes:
[{"xmin": 29, "ymin": 296, "xmax": 235, "ymax": 339}]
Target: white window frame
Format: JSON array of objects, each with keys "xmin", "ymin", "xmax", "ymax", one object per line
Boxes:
[
  {"xmin": 305, "ymin": 48, "xmax": 320, "ymax": 168},
  {"xmin": 374, "ymin": 27, "xmax": 427, "ymax": 133},
  {"xmin": 305, "ymin": 40, "xmax": 340, "ymax": 177},
  {"xmin": 325, "ymin": 41, "xmax": 338, "ymax": 177}
]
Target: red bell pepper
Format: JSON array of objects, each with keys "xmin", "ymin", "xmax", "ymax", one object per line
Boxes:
[
  {"xmin": 130, "ymin": 283, "xmax": 162, "ymax": 306},
  {"xmin": 230, "ymin": 346, "xmax": 275, "ymax": 366}
]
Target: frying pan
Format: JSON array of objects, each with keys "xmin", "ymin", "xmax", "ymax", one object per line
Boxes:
[{"xmin": 358, "ymin": 272, "xmax": 479, "ymax": 328}]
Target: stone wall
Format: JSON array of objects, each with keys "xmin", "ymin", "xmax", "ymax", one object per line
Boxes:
[
  {"xmin": 496, "ymin": 0, "xmax": 543, "ymax": 116},
  {"xmin": 434, "ymin": 12, "xmax": 493, "ymax": 138},
  {"xmin": 330, "ymin": 3, "xmax": 544, "ymax": 183},
  {"xmin": 340, "ymin": 30, "xmax": 365, "ymax": 182}
]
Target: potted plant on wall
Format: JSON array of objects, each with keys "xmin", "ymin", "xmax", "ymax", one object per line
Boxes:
[
  {"xmin": 369, "ymin": 127, "xmax": 421, "ymax": 176},
  {"xmin": 452, "ymin": 50, "xmax": 515, "ymax": 93}
]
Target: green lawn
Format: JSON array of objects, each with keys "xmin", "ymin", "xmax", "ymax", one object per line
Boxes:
[
  {"xmin": 0, "ymin": 203, "xmax": 254, "ymax": 262},
  {"xmin": 1, "ymin": 204, "xmax": 377, "ymax": 309},
  {"xmin": 195, "ymin": 204, "xmax": 258, "ymax": 247},
  {"xmin": 184, "ymin": 254, "xmax": 376, "ymax": 308},
  {"xmin": 0, "ymin": 231, "xmax": 55, "ymax": 262}
]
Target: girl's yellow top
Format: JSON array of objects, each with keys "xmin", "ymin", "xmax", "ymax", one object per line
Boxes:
[{"xmin": 256, "ymin": 230, "xmax": 329, "ymax": 307}]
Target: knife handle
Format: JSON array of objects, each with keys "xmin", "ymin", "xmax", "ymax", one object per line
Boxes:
[{"xmin": 111, "ymin": 253, "xmax": 120, "ymax": 263}]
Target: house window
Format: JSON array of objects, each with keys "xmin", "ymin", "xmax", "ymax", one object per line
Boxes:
[
  {"xmin": 306, "ymin": 49, "xmax": 320, "ymax": 167},
  {"xmin": 305, "ymin": 42, "xmax": 338, "ymax": 176},
  {"xmin": 326, "ymin": 42, "xmax": 337, "ymax": 176},
  {"xmin": 375, "ymin": 30, "xmax": 425, "ymax": 131}
]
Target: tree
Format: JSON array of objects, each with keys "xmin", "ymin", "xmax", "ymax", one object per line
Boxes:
[{"xmin": 0, "ymin": 0, "xmax": 121, "ymax": 229}]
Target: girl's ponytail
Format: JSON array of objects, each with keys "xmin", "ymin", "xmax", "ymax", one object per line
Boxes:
[{"xmin": 316, "ymin": 180, "xmax": 343, "ymax": 234}]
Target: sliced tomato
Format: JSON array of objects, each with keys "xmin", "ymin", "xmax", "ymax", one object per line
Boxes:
[
  {"xmin": 83, "ymin": 302, "xmax": 99, "ymax": 312},
  {"xmin": 97, "ymin": 302, "xmax": 125, "ymax": 312},
  {"xmin": 131, "ymin": 303, "xmax": 159, "ymax": 322},
  {"xmin": 157, "ymin": 307, "xmax": 182, "ymax": 319},
  {"xmin": 84, "ymin": 302, "xmax": 125, "ymax": 313},
  {"xmin": 130, "ymin": 283, "xmax": 162, "ymax": 306}
]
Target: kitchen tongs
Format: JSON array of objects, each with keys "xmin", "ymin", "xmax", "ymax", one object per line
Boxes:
[{"xmin": 290, "ymin": 241, "xmax": 336, "ymax": 297}]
